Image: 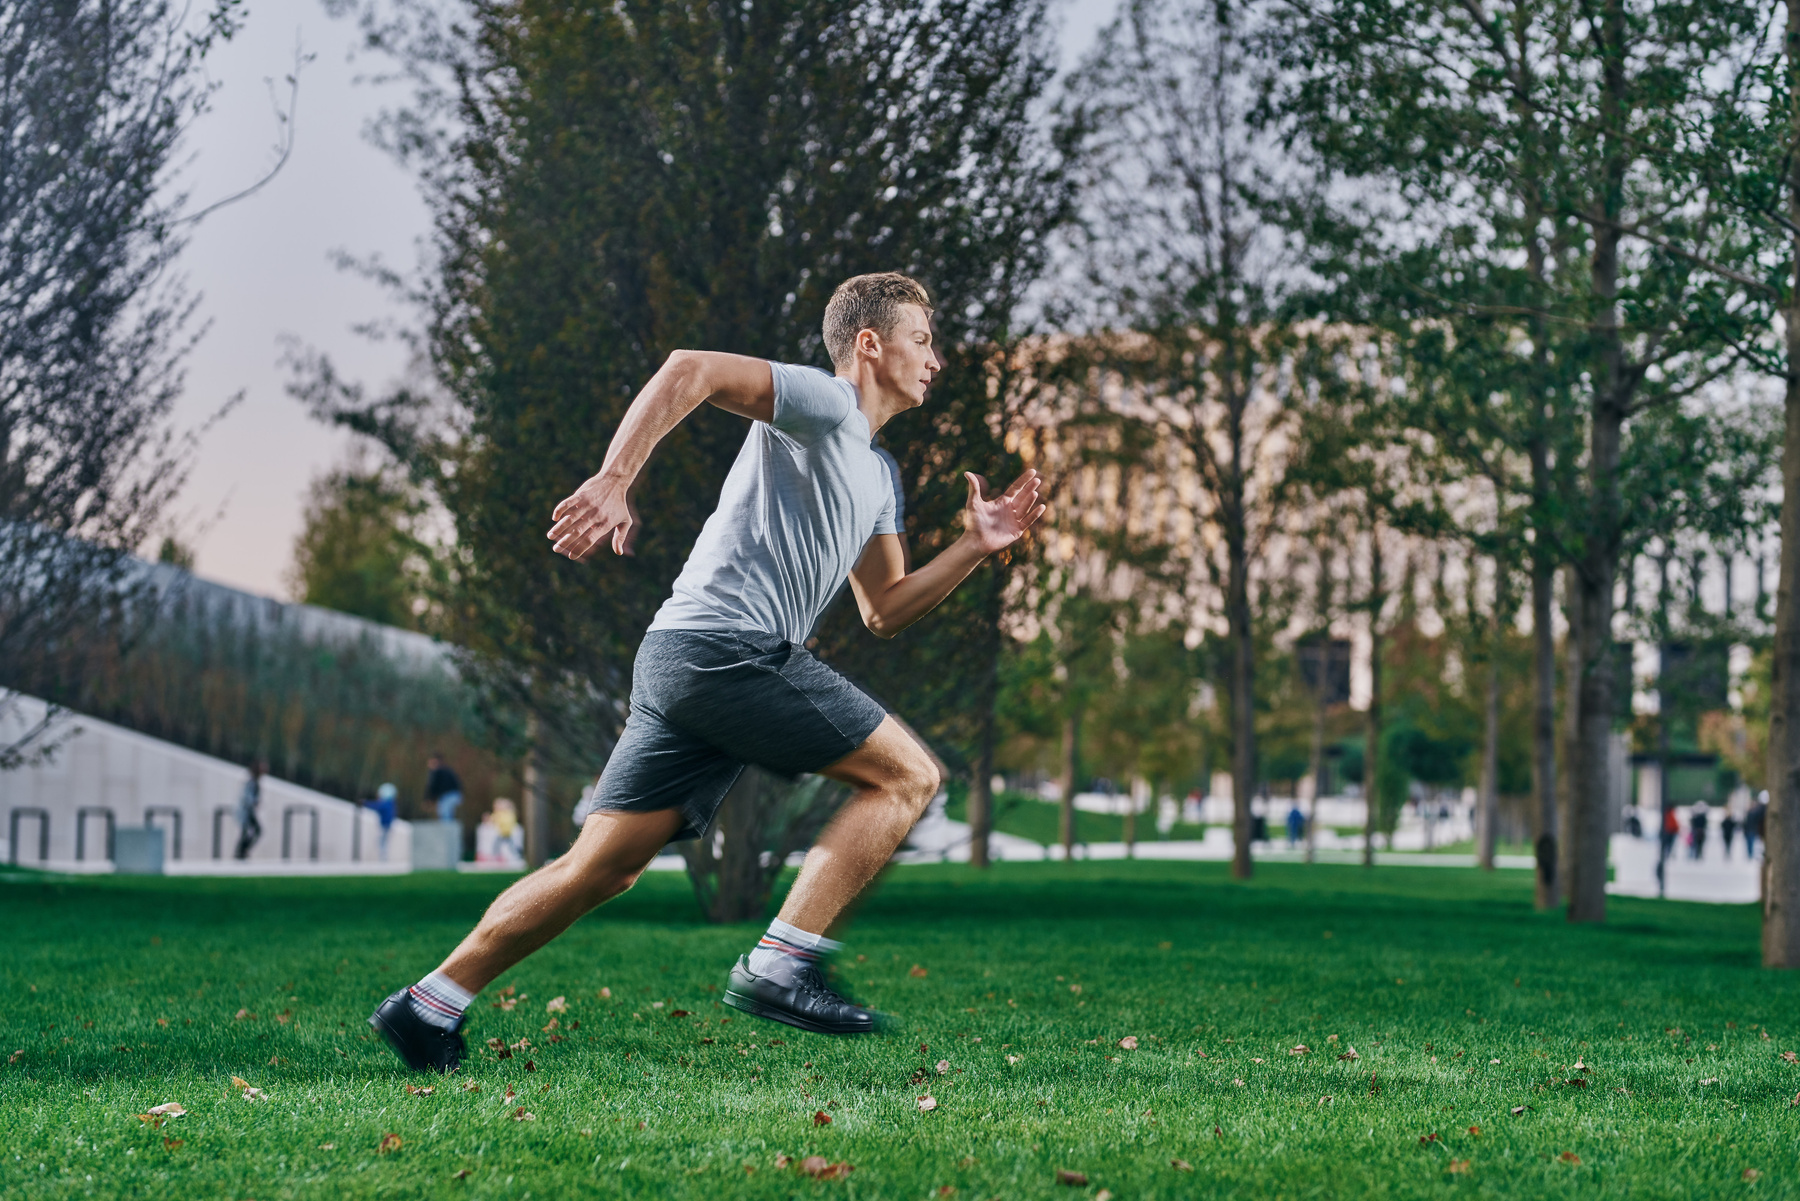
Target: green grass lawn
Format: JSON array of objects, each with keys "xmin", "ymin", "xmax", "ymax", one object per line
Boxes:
[
  {"xmin": 3, "ymin": 861, "xmax": 1796, "ymax": 1199},
  {"xmin": 943, "ymin": 789, "xmax": 1210, "ymax": 845}
]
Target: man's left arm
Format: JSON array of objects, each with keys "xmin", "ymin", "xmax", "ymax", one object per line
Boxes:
[{"xmin": 847, "ymin": 469, "xmax": 1044, "ymax": 639}]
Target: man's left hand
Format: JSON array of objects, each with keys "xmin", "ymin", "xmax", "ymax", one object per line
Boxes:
[{"xmin": 962, "ymin": 468, "xmax": 1045, "ymax": 556}]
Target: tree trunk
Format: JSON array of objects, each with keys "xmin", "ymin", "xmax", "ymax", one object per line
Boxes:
[
  {"xmin": 1479, "ymin": 627, "xmax": 1501, "ymax": 871},
  {"xmin": 1560, "ymin": 0, "xmax": 1633, "ymax": 926},
  {"xmin": 968, "ymin": 711, "xmax": 995, "ymax": 870},
  {"xmin": 1307, "ymin": 660, "xmax": 1327, "ymax": 866},
  {"xmin": 1765, "ymin": 0, "xmax": 1800, "ymax": 966},
  {"xmin": 1124, "ymin": 779, "xmax": 1137, "ymax": 857},
  {"xmin": 1059, "ymin": 709, "xmax": 1080, "ymax": 862},
  {"xmin": 1229, "ymin": 558, "xmax": 1256, "ymax": 880},
  {"xmin": 522, "ymin": 710, "xmax": 550, "ymax": 869},
  {"xmin": 1530, "ymin": 551, "xmax": 1559, "ymax": 906},
  {"xmin": 1362, "ymin": 527, "xmax": 1384, "ymax": 869}
]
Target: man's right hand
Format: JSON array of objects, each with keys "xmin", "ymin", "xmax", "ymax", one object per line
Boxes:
[{"xmin": 548, "ymin": 473, "xmax": 639, "ymax": 561}]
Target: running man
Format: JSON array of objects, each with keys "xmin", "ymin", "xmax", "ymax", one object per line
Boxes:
[{"xmin": 369, "ymin": 272, "xmax": 1044, "ymax": 1072}]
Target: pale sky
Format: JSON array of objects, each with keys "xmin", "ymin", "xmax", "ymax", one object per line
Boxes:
[{"xmin": 170, "ymin": 0, "xmax": 1120, "ymax": 597}]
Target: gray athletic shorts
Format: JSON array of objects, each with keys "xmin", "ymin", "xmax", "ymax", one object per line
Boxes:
[{"xmin": 590, "ymin": 630, "xmax": 888, "ymax": 841}]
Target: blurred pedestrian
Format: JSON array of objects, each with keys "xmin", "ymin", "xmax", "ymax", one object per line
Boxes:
[
  {"xmin": 426, "ymin": 753, "xmax": 464, "ymax": 822},
  {"xmin": 1660, "ymin": 805, "xmax": 1680, "ymax": 864},
  {"xmin": 1721, "ymin": 809, "xmax": 1739, "ymax": 859},
  {"xmin": 366, "ymin": 783, "xmax": 398, "ymax": 861},
  {"xmin": 1746, "ymin": 792, "xmax": 1768, "ymax": 859},
  {"xmin": 1689, "ymin": 801, "xmax": 1709, "ymax": 860},
  {"xmin": 1286, "ymin": 802, "xmax": 1305, "ymax": 848},
  {"xmin": 233, "ymin": 760, "xmax": 266, "ymax": 860}
]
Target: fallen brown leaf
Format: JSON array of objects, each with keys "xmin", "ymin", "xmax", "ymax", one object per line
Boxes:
[
  {"xmin": 599, "ymin": 987, "xmax": 612, "ymax": 999},
  {"xmin": 6, "ymin": 1050, "xmax": 21, "ymax": 1064},
  {"xmin": 162, "ymin": 1136, "xmax": 183, "ymax": 1150},
  {"xmin": 1290, "ymin": 1045, "xmax": 1310, "ymax": 1056},
  {"xmin": 774, "ymin": 1153, "xmax": 793, "ymax": 1169},
  {"xmin": 910, "ymin": 965, "xmax": 928, "ymax": 978},
  {"xmin": 1745, "ymin": 1168, "xmax": 1762, "ymax": 1181},
  {"xmin": 797, "ymin": 1155, "xmax": 853, "ymax": 1179},
  {"xmin": 1510, "ymin": 1106, "xmax": 1527, "ymax": 1116},
  {"xmin": 145, "ymin": 1102, "xmax": 186, "ymax": 1118},
  {"xmin": 1784, "ymin": 1052, "xmax": 1798, "ymax": 1064},
  {"xmin": 1118, "ymin": 1036, "xmax": 1139, "ymax": 1050},
  {"xmin": 1560, "ymin": 1151, "xmax": 1580, "ymax": 1164},
  {"xmin": 377, "ymin": 1132, "xmax": 402, "ymax": 1154},
  {"xmin": 814, "ymin": 1110, "xmax": 832, "ymax": 1126},
  {"xmin": 319, "ymin": 1143, "xmax": 336, "ymax": 1150},
  {"xmin": 1055, "ymin": 1168, "xmax": 1089, "ymax": 1186},
  {"xmin": 918, "ymin": 1096, "xmax": 938, "ymax": 1112},
  {"xmin": 1468, "ymin": 1125, "xmax": 1481, "ymax": 1136},
  {"xmin": 461, "ymin": 1081, "xmax": 479, "ymax": 1093},
  {"xmin": 1448, "ymin": 1159, "xmax": 1470, "ymax": 1175},
  {"xmin": 1171, "ymin": 1158, "xmax": 1193, "ymax": 1171},
  {"xmin": 404, "ymin": 1084, "xmax": 435, "ymax": 1096},
  {"xmin": 545, "ymin": 996, "xmax": 567, "ymax": 1013},
  {"xmin": 1338, "ymin": 1047, "xmax": 1360, "ymax": 1061},
  {"xmin": 233, "ymin": 1008, "xmax": 252, "ymax": 1021},
  {"xmin": 453, "ymin": 1168, "xmax": 472, "ymax": 1180},
  {"xmin": 512, "ymin": 1108, "xmax": 535, "ymax": 1121}
]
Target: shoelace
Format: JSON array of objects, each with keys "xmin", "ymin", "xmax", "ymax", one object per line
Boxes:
[{"xmin": 795, "ymin": 966, "xmax": 861, "ymax": 1009}]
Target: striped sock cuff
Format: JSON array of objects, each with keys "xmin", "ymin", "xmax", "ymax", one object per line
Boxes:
[{"xmin": 408, "ymin": 970, "xmax": 474, "ymax": 1028}]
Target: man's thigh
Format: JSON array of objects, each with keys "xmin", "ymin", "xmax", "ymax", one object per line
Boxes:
[
  {"xmin": 814, "ymin": 714, "xmax": 940, "ymax": 794},
  {"xmin": 563, "ymin": 807, "xmax": 686, "ymax": 880}
]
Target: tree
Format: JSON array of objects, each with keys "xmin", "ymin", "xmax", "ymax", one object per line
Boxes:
[
  {"xmin": 310, "ymin": 0, "xmax": 1065, "ymax": 884},
  {"xmin": 1060, "ymin": 0, "xmax": 1327, "ymax": 879},
  {"xmin": 1270, "ymin": 0, "xmax": 1770, "ymax": 921},
  {"xmin": 0, "ymin": 0, "xmax": 243, "ymax": 764},
  {"xmin": 287, "ymin": 458, "xmax": 437, "ymax": 629}
]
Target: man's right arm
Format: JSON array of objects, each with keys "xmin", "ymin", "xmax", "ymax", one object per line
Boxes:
[{"xmin": 547, "ymin": 351, "xmax": 773, "ymax": 561}]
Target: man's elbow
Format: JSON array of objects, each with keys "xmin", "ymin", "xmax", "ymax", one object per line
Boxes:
[{"xmin": 863, "ymin": 610, "xmax": 903, "ymax": 640}]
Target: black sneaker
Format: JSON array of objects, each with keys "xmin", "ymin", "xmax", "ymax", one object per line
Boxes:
[
  {"xmin": 722, "ymin": 955, "xmax": 887, "ymax": 1035},
  {"xmin": 368, "ymin": 988, "xmax": 467, "ymax": 1073}
]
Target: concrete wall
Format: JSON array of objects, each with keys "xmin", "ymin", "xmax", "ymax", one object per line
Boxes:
[{"xmin": 0, "ymin": 693, "xmax": 410, "ymax": 872}]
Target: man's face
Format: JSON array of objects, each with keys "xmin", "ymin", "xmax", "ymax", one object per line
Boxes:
[
  {"xmin": 427, "ymin": 756, "xmax": 440, "ymax": 770},
  {"xmin": 871, "ymin": 304, "xmax": 941, "ymax": 407}
]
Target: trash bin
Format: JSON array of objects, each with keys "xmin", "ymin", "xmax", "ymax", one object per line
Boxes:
[
  {"xmin": 115, "ymin": 826, "xmax": 166, "ymax": 875},
  {"xmin": 410, "ymin": 820, "xmax": 462, "ymax": 871}
]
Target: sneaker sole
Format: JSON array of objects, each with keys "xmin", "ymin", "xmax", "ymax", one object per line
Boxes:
[{"xmin": 721, "ymin": 986, "xmax": 879, "ymax": 1036}]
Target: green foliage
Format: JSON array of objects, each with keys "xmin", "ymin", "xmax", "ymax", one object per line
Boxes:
[
  {"xmin": 286, "ymin": 464, "xmax": 435, "ymax": 631},
  {"xmin": 5, "ymin": 864, "xmax": 1796, "ymax": 1198}
]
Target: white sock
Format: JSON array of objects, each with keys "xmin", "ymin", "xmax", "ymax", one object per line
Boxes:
[
  {"xmin": 746, "ymin": 918, "xmax": 841, "ymax": 983},
  {"xmin": 406, "ymin": 969, "xmax": 474, "ymax": 1030}
]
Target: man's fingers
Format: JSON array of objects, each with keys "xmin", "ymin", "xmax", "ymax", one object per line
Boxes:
[
  {"xmin": 1003, "ymin": 468, "xmax": 1039, "ymax": 499},
  {"xmin": 1023, "ymin": 502, "xmax": 1047, "ymax": 529},
  {"xmin": 613, "ymin": 517, "xmax": 638, "ymax": 556},
  {"xmin": 965, "ymin": 471, "xmax": 987, "ymax": 502}
]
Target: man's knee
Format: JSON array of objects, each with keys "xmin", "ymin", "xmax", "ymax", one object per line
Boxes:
[{"xmin": 896, "ymin": 752, "xmax": 940, "ymax": 815}]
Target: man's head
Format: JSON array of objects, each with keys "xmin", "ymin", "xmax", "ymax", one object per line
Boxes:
[
  {"xmin": 427, "ymin": 753, "xmax": 442, "ymax": 769},
  {"xmin": 823, "ymin": 272, "xmax": 940, "ymax": 409}
]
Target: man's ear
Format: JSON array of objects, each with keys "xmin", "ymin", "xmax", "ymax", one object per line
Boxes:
[{"xmin": 856, "ymin": 327, "xmax": 883, "ymax": 360}]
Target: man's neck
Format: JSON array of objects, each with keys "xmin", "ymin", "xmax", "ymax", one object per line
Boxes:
[{"xmin": 836, "ymin": 369, "xmax": 907, "ymax": 436}]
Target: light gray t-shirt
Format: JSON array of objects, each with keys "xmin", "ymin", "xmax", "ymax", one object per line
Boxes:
[{"xmin": 648, "ymin": 362, "xmax": 906, "ymax": 644}]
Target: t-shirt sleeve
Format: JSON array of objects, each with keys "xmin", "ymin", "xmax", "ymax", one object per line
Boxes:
[
  {"xmin": 872, "ymin": 445, "xmax": 906, "ymax": 536},
  {"xmin": 769, "ymin": 362, "xmax": 855, "ymax": 443}
]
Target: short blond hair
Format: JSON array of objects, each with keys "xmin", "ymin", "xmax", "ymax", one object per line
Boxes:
[{"xmin": 822, "ymin": 272, "xmax": 933, "ymax": 371}]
